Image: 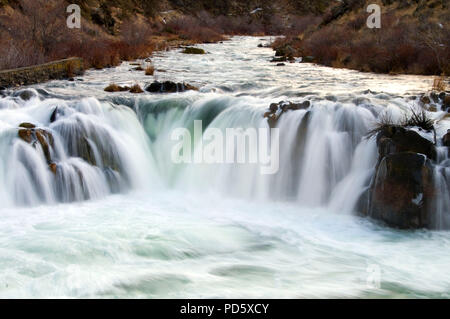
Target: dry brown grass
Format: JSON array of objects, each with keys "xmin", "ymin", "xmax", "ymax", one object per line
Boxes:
[
  {"xmin": 104, "ymin": 83, "xmax": 130, "ymax": 92},
  {"xmin": 129, "ymin": 83, "xmax": 144, "ymax": 93},
  {"xmin": 145, "ymin": 65, "xmax": 155, "ymax": 76},
  {"xmin": 432, "ymin": 76, "xmax": 446, "ymax": 92}
]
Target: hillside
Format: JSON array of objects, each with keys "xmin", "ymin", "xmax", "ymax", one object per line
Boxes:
[
  {"xmin": 0, "ymin": 0, "xmax": 448, "ymax": 75},
  {"xmin": 272, "ymin": 0, "xmax": 449, "ymax": 75}
]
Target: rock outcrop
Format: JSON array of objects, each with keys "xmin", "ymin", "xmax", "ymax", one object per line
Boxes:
[
  {"xmin": 368, "ymin": 152, "xmax": 434, "ymax": 229},
  {"xmin": 443, "ymin": 130, "xmax": 450, "ymax": 147},
  {"xmin": 263, "ymin": 100, "xmax": 311, "ymax": 126},
  {"xmin": 360, "ymin": 125, "xmax": 439, "ymax": 229},
  {"xmin": 145, "ymin": 81, "xmax": 198, "ymax": 93},
  {"xmin": 17, "ymin": 123, "xmax": 56, "ymax": 170}
]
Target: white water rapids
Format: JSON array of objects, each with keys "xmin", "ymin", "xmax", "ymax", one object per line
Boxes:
[{"xmin": 0, "ymin": 36, "xmax": 449, "ymax": 298}]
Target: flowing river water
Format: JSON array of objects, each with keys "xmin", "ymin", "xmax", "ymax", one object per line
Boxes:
[{"xmin": 0, "ymin": 36, "xmax": 449, "ymax": 298}]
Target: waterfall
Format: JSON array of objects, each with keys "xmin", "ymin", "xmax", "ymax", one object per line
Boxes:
[
  {"xmin": 136, "ymin": 95, "xmax": 380, "ymax": 212},
  {"xmin": 2, "ymin": 86, "xmax": 449, "ymax": 228},
  {"xmin": 0, "ymin": 93, "xmax": 159, "ymax": 207},
  {"xmin": 432, "ymin": 147, "xmax": 450, "ymax": 229}
]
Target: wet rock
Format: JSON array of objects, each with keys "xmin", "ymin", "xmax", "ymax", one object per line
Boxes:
[
  {"xmin": 269, "ymin": 103, "xmax": 279, "ymax": 113},
  {"xmin": 50, "ymin": 107, "xmax": 58, "ymax": 123},
  {"xmin": 270, "ymin": 56, "xmax": 287, "ymax": 63},
  {"xmin": 182, "ymin": 47, "xmax": 206, "ymax": 54},
  {"xmin": 420, "ymin": 95, "xmax": 431, "ymax": 105},
  {"xmin": 49, "ymin": 163, "xmax": 57, "ymax": 174},
  {"xmin": 430, "ymin": 92, "xmax": 439, "ymax": 103},
  {"xmin": 368, "ymin": 152, "xmax": 434, "ymax": 229},
  {"xmin": 444, "ymin": 95, "xmax": 450, "ymax": 109},
  {"xmin": 276, "ymin": 63, "xmax": 285, "ymax": 66},
  {"xmin": 376, "ymin": 125, "xmax": 437, "ymax": 161},
  {"xmin": 17, "ymin": 90, "xmax": 36, "ymax": 101},
  {"xmin": 19, "ymin": 122, "xmax": 36, "ymax": 129},
  {"xmin": 279, "ymin": 101, "xmax": 310, "ymax": 112},
  {"xmin": 18, "ymin": 129, "xmax": 33, "ymax": 143},
  {"xmin": 145, "ymin": 81, "xmax": 198, "ymax": 93},
  {"xmin": 275, "ymin": 45, "xmax": 294, "ymax": 58},
  {"xmin": 263, "ymin": 101, "xmax": 310, "ymax": 126},
  {"xmin": 443, "ymin": 130, "xmax": 450, "ymax": 147},
  {"xmin": 302, "ymin": 56, "xmax": 315, "ymax": 63},
  {"xmin": 17, "ymin": 126, "xmax": 54, "ymax": 164}
]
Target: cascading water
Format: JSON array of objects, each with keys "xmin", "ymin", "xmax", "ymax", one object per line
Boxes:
[
  {"xmin": 0, "ymin": 36, "xmax": 449, "ymax": 298},
  {"xmin": 0, "ymin": 91, "xmax": 158, "ymax": 206}
]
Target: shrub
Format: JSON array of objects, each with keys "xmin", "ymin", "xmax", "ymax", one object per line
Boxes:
[
  {"xmin": 145, "ymin": 65, "xmax": 155, "ymax": 76},
  {"xmin": 432, "ymin": 76, "xmax": 446, "ymax": 92},
  {"xmin": 129, "ymin": 83, "xmax": 144, "ymax": 93},
  {"xmin": 401, "ymin": 107, "xmax": 434, "ymax": 132},
  {"xmin": 104, "ymin": 83, "xmax": 129, "ymax": 92}
]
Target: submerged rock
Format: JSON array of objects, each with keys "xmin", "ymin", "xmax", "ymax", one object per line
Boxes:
[{"xmin": 145, "ymin": 81, "xmax": 198, "ymax": 93}]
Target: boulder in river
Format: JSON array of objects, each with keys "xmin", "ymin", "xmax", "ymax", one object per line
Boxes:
[
  {"xmin": 375, "ymin": 125, "xmax": 437, "ymax": 161},
  {"xmin": 17, "ymin": 124, "xmax": 54, "ymax": 164},
  {"xmin": 145, "ymin": 81, "xmax": 198, "ymax": 93},
  {"xmin": 368, "ymin": 152, "xmax": 434, "ymax": 229},
  {"xmin": 443, "ymin": 130, "xmax": 450, "ymax": 147},
  {"xmin": 360, "ymin": 125, "xmax": 440, "ymax": 229},
  {"xmin": 263, "ymin": 101, "xmax": 311, "ymax": 126},
  {"xmin": 182, "ymin": 47, "xmax": 206, "ymax": 54}
]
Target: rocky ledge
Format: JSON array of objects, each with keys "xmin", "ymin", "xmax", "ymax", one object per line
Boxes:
[
  {"xmin": 358, "ymin": 125, "xmax": 438, "ymax": 229},
  {"xmin": 356, "ymin": 121, "xmax": 450, "ymax": 229}
]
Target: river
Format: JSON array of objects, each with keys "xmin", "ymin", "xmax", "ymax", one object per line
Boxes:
[{"xmin": 0, "ymin": 36, "xmax": 449, "ymax": 298}]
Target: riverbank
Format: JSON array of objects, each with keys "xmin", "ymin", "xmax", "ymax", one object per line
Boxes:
[{"xmin": 0, "ymin": 58, "xmax": 84, "ymax": 88}]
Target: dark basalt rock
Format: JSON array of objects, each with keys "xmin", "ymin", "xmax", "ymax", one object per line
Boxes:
[
  {"xmin": 358, "ymin": 125, "xmax": 443, "ymax": 229},
  {"xmin": 270, "ymin": 56, "xmax": 287, "ymax": 63},
  {"xmin": 182, "ymin": 47, "xmax": 206, "ymax": 54},
  {"xmin": 302, "ymin": 56, "xmax": 315, "ymax": 63},
  {"xmin": 376, "ymin": 125, "xmax": 437, "ymax": 161},
  {"xmin": 263, "ymin": 101, "xmax": 311, "ymax": 126},
  {"xmin": 444, "ymin": 95, "xmax": 450, "ymax": 109},
  {"xmin": 368, "ymin": 152, "xmax": 434, "ymax": 229},
  {"xmin": 443, "ymin": 130, "xmax": 450, "ymax": 147},
  {"xmin": 145, "ymin": 81, "xmax": 198, "ymax": 93},
  {"xmin": 16, "ymin": 89, "xmax": 36, "ymax": 101}
]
